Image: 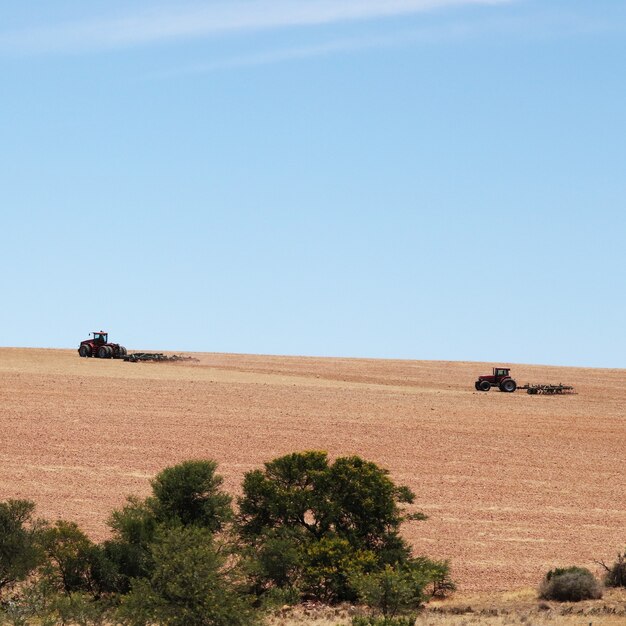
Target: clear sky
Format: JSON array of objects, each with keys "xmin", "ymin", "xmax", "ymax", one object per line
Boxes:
[{"xmin": 1, "ymin": 1, "xmax": 625, "ymax": 367}]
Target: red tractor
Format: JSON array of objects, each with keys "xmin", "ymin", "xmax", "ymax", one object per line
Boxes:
[
  {"xmin": 78, "ymin": 331, "xmax": 127, "ymax": 359},
  {"xmin": 475, "ymin": 367, "xmax": 517, "ymax": 392}
]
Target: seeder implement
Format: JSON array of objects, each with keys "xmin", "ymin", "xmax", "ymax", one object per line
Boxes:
[
  {"xmin": 518, "ymin": 384, "xmax": 576, "ymax": 395},
  {"xmin": 122, "ymin": 353, "xmax": 197, "ymax": 363}
]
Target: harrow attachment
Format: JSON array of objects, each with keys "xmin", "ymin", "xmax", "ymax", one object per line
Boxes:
[
  {"xmin": 122, "ymin": 353, "xmax": 198, "ymax": 363},
  {"xmin": 518, "ymin": 384, "xmax": 576, "ymax": 395}
]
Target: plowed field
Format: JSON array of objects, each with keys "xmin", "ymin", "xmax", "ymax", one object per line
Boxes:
[{"xmin": 1, "ymin": 348, "xmax": 624, "ymax": 592}]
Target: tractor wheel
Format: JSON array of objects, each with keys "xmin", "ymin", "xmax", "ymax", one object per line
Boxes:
[
  {"xmin": 97, "ymin": 346, "xmax": 109, "ymax": 358},
  {"xmin": 119, "ymin": 346, "xmax": 127, "ymax": 357},
  {"xmin": 500, "ymin": 379, "xmax": 517, "ymax": 393},
  {"xmin": 78, "ymin": 344, "xmax": 91, "ymax": 358},
  {"xmin": 478, "ymin": 380, "xmax": 491, "ymax": 392}
]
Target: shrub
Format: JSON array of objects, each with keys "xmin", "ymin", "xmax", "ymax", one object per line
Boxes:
[
  {"xmin": 0, "ymin": 580, "xmax": 55, "ymax": 626},
  {"xmin": 0, "ymin": 579, "xmax": 114, "ymax": 626},
  {"xmin": 539, "ymin": 566, "xmax": 602, "ymax": 602},
  {"xmin": 351, "ymin": 558, "xmax": 445, "ymax": 618},
  {"xmin": 408, "ymin": 557, "xmax": 455, "ymax": 597},
  {"xmin": 0, "ymin": 500, "xmax": 44, "ymax": 596},
  {"xmin": 599, "ymin": 551, "xmax": 626, "ymax": 588}
]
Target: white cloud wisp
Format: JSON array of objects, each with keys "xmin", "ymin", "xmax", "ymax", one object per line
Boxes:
[{"xmin": 0, "ymin": 0, "xmax": 513, "ymax": 55}]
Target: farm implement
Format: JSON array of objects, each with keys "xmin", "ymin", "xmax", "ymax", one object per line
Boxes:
[
  {"xmin": 78, "ymin": 332, "xmax": 196, "ymax": 363},
  {"xmin": 123, "ymin": 353, "xmax": 197, "ymax": 363},
  {"xmin": 518, "ymin": 383, "xmax": 575, "ymax": 395},
  {"xmin": 475, "ymin": 367, "xmax": 575, "ymax": 395}
]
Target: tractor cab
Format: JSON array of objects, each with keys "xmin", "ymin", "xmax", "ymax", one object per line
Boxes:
[
  {"xmin": 92, "ymin": 331, "xmax": 108, "ymax": 344},
  {"xmin": 493, "ymin": 367, "xmax": 510, "ymax": 380}
]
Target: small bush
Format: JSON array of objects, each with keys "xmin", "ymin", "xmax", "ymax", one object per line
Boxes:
[{"xmin": 539, "ymin": 566, "xmax": 602, "ymax": 602}]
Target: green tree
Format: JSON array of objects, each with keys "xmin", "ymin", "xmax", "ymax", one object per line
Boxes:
[
  {"xmin": 118, "ymin": 526, "xmax": 258, "ymax": 626},
  {"xmin": 237, "ymin": 451, "xmax": 429, "ymax": 602},
  {"xmin": 151, "ymin": 460, "xmax": 233, "ymax": 531},
  {"xmin": 238, "ymin": 451, "xmax": 329, "ymax": 540},
  {"xmin": 239, "ymin": 451, "xmax": 417, "ymax": 555},
  {"xmin": 0, "ymin": 500, "xmax": 43, "ymax": 595}
]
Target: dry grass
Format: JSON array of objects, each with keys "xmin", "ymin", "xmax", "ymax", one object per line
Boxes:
[{"xmin": 267, "ymin": 588, "xmax": 626, "ymax": 625}]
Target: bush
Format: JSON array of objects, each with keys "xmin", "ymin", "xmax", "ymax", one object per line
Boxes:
[
  {"xmin": 350, "ymin": 559, "xmax": 447, "ymax": 618},
  {"xmin": 0, "ymin": 580, "xmax": 114, "ymax": 626},
  {"xmin": 600, "ymin": 551, "xmax": 626, "ymax": 588},
  {"xmin": 539, "ymin": 566, "xmax": 602, "ymax": 602},
  {"xmin": 408, "ymin": 557, "xmax": 455, "ymax": 598}
]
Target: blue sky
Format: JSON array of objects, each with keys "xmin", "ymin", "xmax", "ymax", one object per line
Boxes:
[{"xmin": 1, "ymin": 1, "xmax": 625, "ymax": 367}]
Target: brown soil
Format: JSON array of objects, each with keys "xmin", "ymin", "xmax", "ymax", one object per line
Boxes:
[{"xmin": 1, "ymin": 348, "xmax": 624, "ymax": 593}]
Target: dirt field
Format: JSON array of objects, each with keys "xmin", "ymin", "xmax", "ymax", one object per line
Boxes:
[{"xmin": 0, "ymin": 348, "xmax": 624, "ymax": 594}]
